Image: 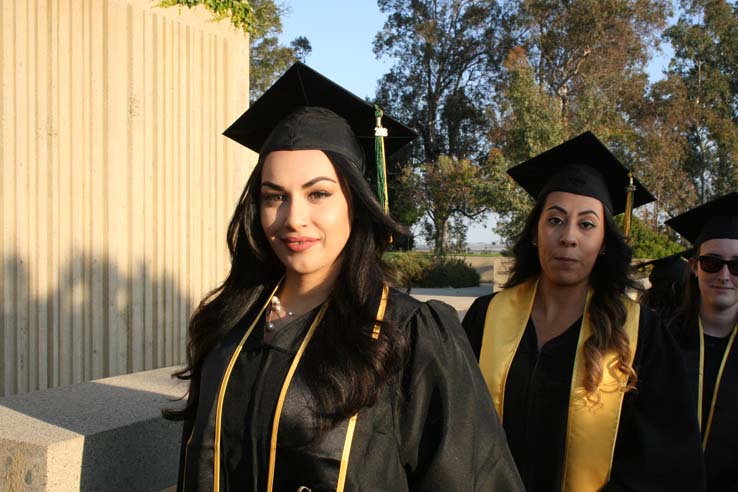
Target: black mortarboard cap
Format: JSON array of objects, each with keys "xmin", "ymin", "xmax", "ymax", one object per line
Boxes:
[
  {"xmin": 636, "ymin": 252, "xmax": 689, "ymax": 286},
  {"xmin": 507, "ymin": 131, "xmax": 655, "ymax": 215},
  {"xmin": 222, "ymin": 62, "xmax": 416, "ymax": 174},
  {"xmin": 665, "ymin": 192, "xmax": 738, "ymax": 246}
]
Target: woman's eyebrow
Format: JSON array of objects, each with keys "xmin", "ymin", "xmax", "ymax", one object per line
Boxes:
[
  {"xmin": 260, "ymin": 177, "xmax": 337, "ymax": 190},
  {"xmin": 577, "ymin": 209, "xmax": 600, "ymax": 218},
  {"xmin": 545, "ymin": 205, "xmax": 600, "ymax": 218},
  {"xmin": 302, "ymin": 176, "xmax": 337, "ymax": 188}
]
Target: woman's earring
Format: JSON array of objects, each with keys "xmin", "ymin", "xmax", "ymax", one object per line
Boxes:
[{"xmin": 532, "ymin": 239, "xmax": 537, "ymax": 247}]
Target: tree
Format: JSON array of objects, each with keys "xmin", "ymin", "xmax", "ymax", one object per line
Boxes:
[
  {"xmin": 248, "ymin": 0, "xmax": 312, "ymax": 102},
  {"xmin": 508, "ymin": 0, "xmax": 669, "ymax": 136},
  {"xmin": 658, "ymin": 0, "xmax": 738, "ymax": 205},
  {"xmin": 160, "ymin": 0, "xmax": 312, "ymax": 103},
  {"xmin": 374, "ymin": 0, "xmax": 508, "ymax": 163},
  {"xmin": 374, "ymin": 0, "xmax": 508, "ymax": 251},
  {"xmin": 630, "ymin": 74, "xmax": 699, "ymax": 224},
  {"xmin": 399, "ymin": 155, "xmax": 497, "ymax": 255},
  {"xmin": 160, "ymin": 0, "xmax": 276, "ymax": 34}
]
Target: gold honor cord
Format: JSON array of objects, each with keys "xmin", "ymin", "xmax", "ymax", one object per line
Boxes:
[
  {"xmin": 211, "ymin": 281, "xmax": 283, "ymax": 492},
  {"xmin": 337, "ymin": 286, "xmax": 388, "ymax": 490},
  {"xmin": 267, "ymin": 285, "xmax": 390, "ymax": 492},
  {"xmin": 267, "ymin": 302, "xmax": 329, "ymax": 492},
  {"xmin": 697, "ymin": 318, "xmax": 738, "ymax": 449}
]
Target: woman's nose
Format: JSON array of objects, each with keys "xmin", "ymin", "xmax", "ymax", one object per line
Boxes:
[
  {"xmin": 283, "ymin": 197, "xmax": 309, "ymax": 229},
  {"xmin": 559, "ymin": 223, "xmax": 577, "ymax": 246}
]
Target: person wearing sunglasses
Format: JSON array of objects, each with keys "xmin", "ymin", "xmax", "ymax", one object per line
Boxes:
[{"xmin": 666, "ymin": 192, "xmax": 738, "ymax": 492}]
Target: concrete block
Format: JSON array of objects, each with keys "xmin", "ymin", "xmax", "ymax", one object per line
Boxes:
[{"xmin": 0, "ymin": 367, "xmax": 186, "ymax": 491}]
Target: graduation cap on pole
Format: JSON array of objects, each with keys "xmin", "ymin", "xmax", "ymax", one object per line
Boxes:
[
  {"xmin": 223, "ymin": 62, "xmax": 416, "ymax": 211},
  {"xmin": 507, "ymin": 132, "xmax": 655, "ymax": 233},
  {"xmin": 665, "ymin": 192, "xmax": 738, "ymax": 246}
]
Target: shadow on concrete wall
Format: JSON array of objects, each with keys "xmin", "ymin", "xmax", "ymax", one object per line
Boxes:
[{"xmin": 0, "ymin": 250, "xmax": 197, "ymax": 397}]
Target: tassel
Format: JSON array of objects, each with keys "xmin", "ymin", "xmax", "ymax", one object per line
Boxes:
[
  {"xmin": 374, "ymin": 105, "xmax": 389, "ymax": 213},
  {"xmin": 623, "ymin": 171, "xmax": 635, "ymax": 241},
  {"xmin": 375, "ymin": 105, "xmax": 392, "ymax": 244}
]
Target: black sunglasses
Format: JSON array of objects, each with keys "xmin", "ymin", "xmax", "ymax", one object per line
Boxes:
[{"xmin": 698, "ymin": 255, "xmax": 738, "ymax": 275}]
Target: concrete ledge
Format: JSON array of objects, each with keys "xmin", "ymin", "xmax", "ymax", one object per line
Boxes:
[{"xmin": 0, "ymin": 367, "xmax": 186, "ymax": 491}]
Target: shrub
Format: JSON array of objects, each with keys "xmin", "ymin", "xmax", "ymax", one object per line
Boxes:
[
  {"xmin": 383, "ymin": 252, "xmax": 432, "ymax": 287},
  {"xmin": 615, "ymin": 215, "xmax": 683, "ymax": 259},
  {"xmin": 419, "ymin": 258, "xmax": 480, "ymax": 288}
]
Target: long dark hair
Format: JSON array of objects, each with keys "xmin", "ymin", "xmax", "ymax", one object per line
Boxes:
[
  {"xmin": 640, "ymin": 270, "xmax": 689, "ymax": 324},
  {"xmin": 164, "ymin": 150, "xmax": 408, "ymax": 433},
  {"xmin": 676, "ymin": 249, "xmax": 702, "ymax": 333},
  {"xmin": 505, "ymin": 195, "xmax": 641, "ymax": 396}
]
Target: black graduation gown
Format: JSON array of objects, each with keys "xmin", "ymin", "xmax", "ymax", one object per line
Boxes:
[
  {"xmin": 670, "ymin": 316, "xmax": 738, "ymax": 492},
  {"xmin": 463, "ymin": 293, "xmax": 705, "ymax": 492},
  {"xmin": 176, "ymin": 287, "xmax": 524, "ymax": 492}
]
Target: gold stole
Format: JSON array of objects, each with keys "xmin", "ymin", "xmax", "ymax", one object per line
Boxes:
[
  {"xmin": 479, "ymin": 279, "xmax": 639, "ymax": 492},
  {"xmin": 209, "ymin": 284, "xmax": 389, "ymax": 492}
]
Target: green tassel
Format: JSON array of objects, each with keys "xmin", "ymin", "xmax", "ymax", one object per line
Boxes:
[{"xmin": 374, "ymin": 105, "xmax": 389, "ymax": 213}]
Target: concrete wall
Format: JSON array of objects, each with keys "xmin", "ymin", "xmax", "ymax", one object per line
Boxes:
[
  {"xmin": 0, "ymin": 366, "xmax": 185, "ymax": 491},
  {"xmin": 0, "ymin": 0, "xmax": 254, "ymax": 397}
]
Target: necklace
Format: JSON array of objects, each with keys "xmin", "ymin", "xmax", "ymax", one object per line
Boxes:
[{"xmin": 266, "ymin": 295, "xmax": 294, "ymax": 332}]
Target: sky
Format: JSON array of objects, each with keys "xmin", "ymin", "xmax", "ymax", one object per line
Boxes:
[{"xmin": 278, "ymin": 1, "xmax": 674, "ymax": 244}]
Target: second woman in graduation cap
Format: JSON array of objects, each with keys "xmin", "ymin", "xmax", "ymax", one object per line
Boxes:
[
  {"xmin": 462, "ymin": 132, "xmax": 704, "ymax": 492},
  {"xmin": 666, "ymin": 193, "xmax": 738, "ymax": 491},
  {"xmin": 164, "ymin": 63, "xmax": 523, "ymax": 492}
]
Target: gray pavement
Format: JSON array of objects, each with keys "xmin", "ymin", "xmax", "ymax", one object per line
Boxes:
[{"xmin": 409, "ymin": 283, "xmax": 495, "ymax": 320}]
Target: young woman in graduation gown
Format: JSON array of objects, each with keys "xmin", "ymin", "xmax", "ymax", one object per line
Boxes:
[
  {"xmin": 666, "ymin": 193, "xmax": 738, "ymax": 491},
  {"xmin": 462, "ymin": 132, "xmax": 705, "ymax": 492},
  {"xmin": 164, "ymin": 63, "xmax": 524, "ymax": 492}
]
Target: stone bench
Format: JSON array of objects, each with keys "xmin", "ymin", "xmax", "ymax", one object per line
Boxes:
[{"xmin": 0, "ymin": 367, "xmax": 185, "ymax": 491}]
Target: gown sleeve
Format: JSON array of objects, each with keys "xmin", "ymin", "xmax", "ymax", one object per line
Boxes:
[
  {"xmin": 398, "ymin": 299, "xmax": 524, "ymax": 492},
  {"xmin": 604, "ymin": 309, "xmax": 706, "ymax": 492},
  {"xmin": 175, "ymin": 416, "xmax": 193, "ymax": 492}
]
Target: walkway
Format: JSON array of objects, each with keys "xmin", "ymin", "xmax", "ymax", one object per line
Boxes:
[{"xmin": 408, "ymin": 284, "xmax": 495, "ymax": 320}]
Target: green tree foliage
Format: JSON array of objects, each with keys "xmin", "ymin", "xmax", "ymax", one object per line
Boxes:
[
  {"xmin": 374, "ymin": 0, "xmax": 507, "ymax": 252},
  {"xmin": 159, "ymin": 0, "xmax": 270, "ymax": 34},
  {"xmin": 630, "ymin": 74, "xmax": 698, "ymax": 222},
  {"xmin": 248, "ymin": 0, "xmax": 311, "ymax": 102},
  {"xmin": 400, "ymin": 155, "xmax": 497, "ymax": 255},
  {"xmin": 160, "ymin": 0, "xmax": 311, "ymax": 103},
  {"xmin": 508, "ymin": 0, "xmax": 669, "ymax": 135},
  {"xmin": 374, "ymin": 0, "xmax": 507, "ymax": 163},
  {"xmin": 656, "ymin": 0, "xmax": 738, "ymax": 206},
  {"xmin": 615, "ymin": 215, "xmax": 683, "ymax": 259}
]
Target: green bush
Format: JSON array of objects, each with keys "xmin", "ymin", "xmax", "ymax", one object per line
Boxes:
[
  {"xmin": 419, "ymin": 258, "xmax": 480, "ymax": 288},
  {"xmin": 383, "ymin": 252, "xmax": 432, "ymax": 286},
  {"xmin": 615, "ymin": 215, "xmax": 683, "ymax": 258}
]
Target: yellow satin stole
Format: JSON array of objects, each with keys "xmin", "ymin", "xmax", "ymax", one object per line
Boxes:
[{"xmin": 478, "ymin": 279, "xmax": 639, "ymax": 492}]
